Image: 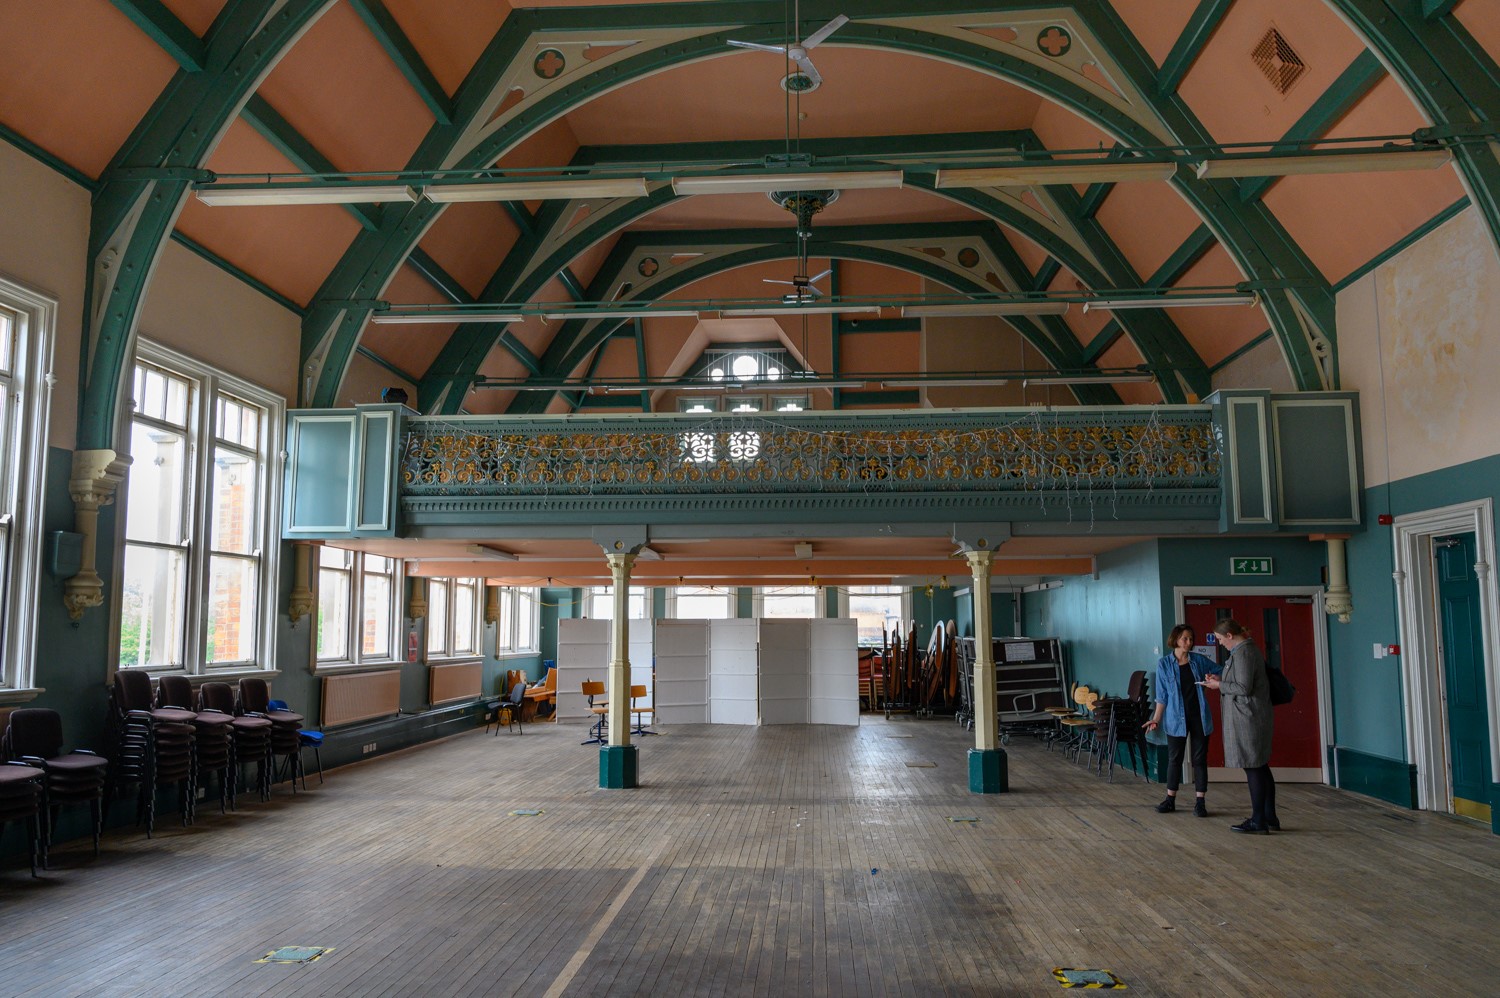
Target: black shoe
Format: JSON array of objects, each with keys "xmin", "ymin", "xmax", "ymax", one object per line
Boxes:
[
  {"xmin": 1265, "ymin": 818, "xmax": 1280, "ymax": 831},
  {"xmin": 1193, "ymin": 799, "xmax": 1208, "ymax": 818},
  {"xmin": 1229, "ymin": 819, "xmax": 1270, "ymax": 835},
  {"xmin": 1155, "ymin": 796, "xmax": 1176, "ymax": 813}
]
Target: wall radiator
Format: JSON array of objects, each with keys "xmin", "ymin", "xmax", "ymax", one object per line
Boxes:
[
  {"xmin": 321, "ymin": 670, "xmax": 402, "ymax": 727},
  {"xmin": 429, "ymin": 660, "xmax": 482, "ymax": 705}
]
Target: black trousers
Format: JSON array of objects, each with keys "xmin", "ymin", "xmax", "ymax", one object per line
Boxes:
[
  {"xmin": 1245, "ymin": 764, "xmax": 1278, "ymax": 825},
  {"xmin": 1166, "ymin": 714, "xmax": 1209, "ymax": 794}
]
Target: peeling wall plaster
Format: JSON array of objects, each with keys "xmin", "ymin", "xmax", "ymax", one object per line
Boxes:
[{"xmin": 1337, "ymin": 207, "xmax": 1498, "ymax": 487}]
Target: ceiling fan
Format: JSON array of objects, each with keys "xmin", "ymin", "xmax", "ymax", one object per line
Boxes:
[
  {"xmin": 728, "ymin": 13, "xmax": 849, "ymax": 93},
  {"xmin": 765, "ymin": 268, "xmax": 832, "ymax": 301}
]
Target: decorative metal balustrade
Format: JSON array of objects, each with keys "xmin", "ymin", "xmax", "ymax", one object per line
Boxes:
[{"xmin": 396, "ymin": 407, "xmax": 1222, "ymax": 525}]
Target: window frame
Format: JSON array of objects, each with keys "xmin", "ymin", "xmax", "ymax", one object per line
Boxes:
[
  {"xmin": 110, "ymin": 340, "xmax": 284, "ymax": 679},
  {"xmin": 666, "ymin": 585, "xmax": 736, "ymax": 619},
  {"xmin": 752, "ymin": 585, "xmax": 822, "ymax": 618},
  {"xmin": 314, "ymin": 548, "xmax": 403, "ymax": 673},
  {"xmin": 493, "ymin": 585, "xmax": 541, "ymax": 657},
  {"xmin": 0, "ymin": 276, "xmax": 56, "ymax": 703},
  {"xmin": 585, "ymin": 585, "xmax": 651, "ymax": 620},
  {"xmin": 836, "ymin": 585, "xmax": 912, "ymax": 646},
  {"xmin": 426, "ymin": 576, "xmax": 484, "ymax": 661}
]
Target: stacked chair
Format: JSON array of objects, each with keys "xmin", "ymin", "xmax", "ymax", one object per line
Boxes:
[
  {"xmin": 0, "ymin": 760, "xmax": 44, "ymax": 876},
  {"xmin": 106, "ymin": 668, "xmax": 196, "ymax": 836},
  {"xmin": 199, "ymin": 682, "xmax": 271, "ymax": 805},
  {"xmin": 239, "ymin": 679, "xmax": 304, "ymax": 792},
  {"xmin": 158, "ymin": 676, "xmax": 235, "ymax": 816},
  {"xmin": 3, "ymin": 708, "xmax": 107, "ymax": 865}
]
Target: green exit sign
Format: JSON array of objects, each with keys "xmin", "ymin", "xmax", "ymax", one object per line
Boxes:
[{"xmin": 1231, "ymin": 557, "xmax": 1273, "ymax": 576}]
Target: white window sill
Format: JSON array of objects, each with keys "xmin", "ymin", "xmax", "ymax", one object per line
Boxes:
[
  {"xmin": 0, "ymin": 686, "xmax": 44, "ymax": 705},
  {"xmin": 495, "ymin": 650, "xmax": 541, "ymax": 660},
  {"xmin": 427, "ymin": 655, "xmax": 483, "ymax": 665},
  {"xmin": 312, "ymin": 661, "xmax": 404, "ymax": 677}
]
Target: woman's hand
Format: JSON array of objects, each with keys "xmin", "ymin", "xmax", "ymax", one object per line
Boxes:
[
  {"xmin": 1200, "ymin": 675, "xmax": 1221, "ymax": 691},
  {"xmin": 1144, "ymin": 719, "xmax": 1160, "ymax": 732}
]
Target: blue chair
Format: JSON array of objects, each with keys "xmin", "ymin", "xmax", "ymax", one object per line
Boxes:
[{"xmin": 298, "ymin": 730, "xmax": 324, "ymax": 788}]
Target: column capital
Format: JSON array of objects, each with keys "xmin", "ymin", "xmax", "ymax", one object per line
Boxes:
[
  {"xmin": 962, "ymin": 548, "xmax": 995, "ymax": 573},
  {"xmin": 68, "ymin": 448, "xmax": 130, "ymax": 508}
]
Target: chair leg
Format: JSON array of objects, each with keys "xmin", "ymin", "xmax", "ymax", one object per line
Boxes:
[
  {"xmin": 91, "ymin": 797, "xmax": 102, "ymax": 859},
  {"xmin": 313, "ymin": 744, "xmax": 323, "ymax": 784}
]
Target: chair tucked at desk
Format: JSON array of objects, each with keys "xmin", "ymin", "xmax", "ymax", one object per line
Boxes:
[{"xmin": 4, "ymin": 708, "xmax": 108, "ymax": 864}]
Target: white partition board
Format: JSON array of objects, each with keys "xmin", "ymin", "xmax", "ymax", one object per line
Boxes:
[
  {"xmin": 556, "ymin": 618, "xmax": 609, "ymax": 724},
  {"xmin": 710, "ymin": 618, "xmax": 760, "ymax": 725},
  {"xmin": 758, "ymin": 618, "xmax": 811, "ymax": 725},
  {"xmin": 629, "ymin": 625, "xmax": 654, "ymax": 710},
  {"xmin": 655, "ymin": 619, "xmax": 709, "ymax": 725},
  {"xmin": 809, "ymin": 617, "xmax": 860, "ymax": 726}
]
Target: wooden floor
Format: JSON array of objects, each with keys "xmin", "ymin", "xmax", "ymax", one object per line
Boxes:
[{"xmin": 3, "ymin": 718, "xmax": 1498, "ymax": 997}]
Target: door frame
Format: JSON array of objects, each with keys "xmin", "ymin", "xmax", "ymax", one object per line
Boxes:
[
  {"xmin": 1173, "ymin": 585, "xmax": 1333, "ymax": 784},
  {"xmin": 1393, "ymin": 498, "xmax": 1500, "ymax": 814}
]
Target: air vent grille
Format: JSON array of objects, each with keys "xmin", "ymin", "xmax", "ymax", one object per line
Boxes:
[{"xmin": 1252, "ymin": 27, "xmax": 1306, "ymax": 96}]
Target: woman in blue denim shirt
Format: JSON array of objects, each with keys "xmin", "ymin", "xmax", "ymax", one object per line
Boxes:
[{"xmin": 1143, "ymin": 624, "xmax": 1222, "ymax": 816}]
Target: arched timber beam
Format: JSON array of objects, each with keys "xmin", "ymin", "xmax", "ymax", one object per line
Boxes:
[
  {"xmin": 308, "ymin": 4, "xmax": 1330, "ymax": 414},
  {"xmin": 496, "ymin": 230, "xmax": 1124, "ymax": 415},
  {"xmin": 79, "ymin": 0, "xmax": 336, "ymax": 450},
  {"xmin": 1328, "ymin": 0, "xmax": 1500, "ymax": 269}
]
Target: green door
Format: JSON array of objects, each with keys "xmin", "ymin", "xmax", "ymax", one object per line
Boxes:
[{"xmin": 1436, "ymin": 533, "xmax": 1492, "ymax": 821}]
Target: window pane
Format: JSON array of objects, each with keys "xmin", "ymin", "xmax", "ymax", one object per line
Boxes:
[
  {"xmin": 120, "ymin": 544, "xmax": 186, "ymax": 667},
  {"xmin": 0, "ymin": 308, "xmax": 13, "ymax": 374},
  {"xmin": 320, "ymin": 546, "xmax": 351, "ymax": 570},
  {"xmin": 761, "ymin": 586, "xmax": 817, "ymax": 618},
  {"xmin": 427, "ymin": 580, "xmax": 449, "ymax": 653},
  {"xmin": 317, "ymin": 565, "xmax": 351, "ymax": 659},
  {"xmin": 453, "ymin": 582, "xmax": 476, "ymax": 654},
  {"xmin": 847, "ymin": 586, "xmax": 904, "ymax": 645},
  {"xmin": 499, "ymin": 589, "xmax": 516, "ymax": 652},
  {"xmin": 210, "ymin": 446, "xmax": 258, "ymax": 554},
  {"xmin": 125, "ymin": 424, "xmax": 188, "ymax": 544},
  {"xmin": 516, "ymin": 589, "xmax": 537, "ymax": 651},
  {"xmin": 674, "ymin": 586, "xmax": 733, "ymax": 619},
  {"xmin": 361, "ymin": 568, "xmax": 392, "ymax": 658},
  {"xmin": 207, "ymin": 555, "xmax": 258, "ymax": 663}
]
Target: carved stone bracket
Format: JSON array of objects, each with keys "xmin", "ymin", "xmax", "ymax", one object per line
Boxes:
[
  {"xmin": 287, "ymin": 543, "xmax": 315, "ymax": 625},
  {"xmin": 484, "ymin": 584, "xmax": 500, "ymax": 625},
  {"xmin": 1313, "ymin": 533, "xmax": 1354, "ymax": 624},
  {"xmin": 64, "ymin": 448, "xmax": 131, "ymax": 621},
  {"xmin": 408, "ymin": 576, "xmax": 428, "ymax": 621}
]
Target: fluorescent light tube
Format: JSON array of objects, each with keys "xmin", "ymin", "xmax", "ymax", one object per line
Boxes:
[
  {"xmin": 370, "ymin": 311, "xmax": 526, "ymax": 324},
  {"xmin": 542, "ymin": 308, "xmax": 699, "ymax": 320},
  {"xmin": 1082, "ymin": 294, "xmax": 1257, "ymax": 312},
  {"xmin": 465, "ymin": 544, "xmax": 518, "ymax": 561},
  {"xmin": 424, "ymin": 177, "xmax": 649, "ymax": 202},
  {"xmin": 935, "ymin": 162, "xmax": 1177, "ymax": 188},
  {"xmin": 671, "ymin": 171, "xmax": 903, "ymax": 195},
  {"xmin": 1195, "ymin": 148, "xmax": 1452, "ymax": 180},
  {"xmin": 719, "ymin": 305, "xmax": 883, "ymax": 317},
  {"xmin": 903, "ymin": 302, "xmax": 1070, "ymax": 317},
  {"xmin": 1024, "ymin": 374, "xmax": 1156, "ymax": 385},
  {"xmin": 195, "ymin": 184, "xmax": 418, "ymax": 206},
  {"xmin": 881, "ymin": 378, "xmax": 1011, "ymax": 388}
]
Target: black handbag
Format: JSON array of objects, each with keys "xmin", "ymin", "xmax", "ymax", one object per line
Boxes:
[{"xmin": 1266, "ymin": 664, "xmax": 1296, "ymax": 706}]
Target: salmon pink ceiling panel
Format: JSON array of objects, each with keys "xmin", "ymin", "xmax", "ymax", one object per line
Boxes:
[
  {"xmin": 0, "ymin": 1, "xmax": 178, "ymax": 178},
  {"xmin": 1166, "ymin": 245, "xmax": 1267, "ymax": 370},
  {"xmin": 383, "ymin": 0, "xmax": 510, "ymax": 97},
  {"xmin": 1093, "ymin": 178, "xmax": 1203, "ymax": 280},
  {"xmin": 1262, "ymin": 77, "xmax": 1463, "ymax": 285},
  {"xmin": 418, "ymin": 201, "xmax": 521, "ymax": 300},
  {"xmin": 256, "ymin": 2, "xmax": 432, "ymax": 172},
  {"xmin": 566, "ymin": 48, "xmax": 1043, "ymax": 147},
  {"xmin": 1108, "ymin": 0, "xmax": 1202, "ymax": 70},
  {"xmin": 158, "ymin": 0, "xmax": 222, "ymax": 36},
  {"xmin": 1178, "ymin": 0, "xmax": 1367, "ymax": 149}
]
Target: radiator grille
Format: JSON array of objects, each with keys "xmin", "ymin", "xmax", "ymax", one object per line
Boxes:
[
  {"xmin": 429, "ymin": 660, "xmax": 482, "ymax": 705},
  {"xmin": 321, "ymin": 671, "xmax": 401, "ymax": 727}
]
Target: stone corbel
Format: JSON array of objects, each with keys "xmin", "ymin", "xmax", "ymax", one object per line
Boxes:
[
  {"xmin": 1312, "ymin": 533, "xmax": 1354, "ymax": 623},
  {"xmin": 484, "ymin": 583, "xmax": 499, "ymax": 625},
  {"xmin": 287, "ymin": 543, "xmax": 315, "ymax": 625},
  {"xmin": 408, "ymin": 576, "xmax": 428, "ymax": 621},
  {"xmin": 64, "ymin": 449, "xmax": 131, "ymax": 621}
]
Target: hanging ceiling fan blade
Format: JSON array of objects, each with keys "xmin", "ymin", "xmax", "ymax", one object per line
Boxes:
[
  {"xmin": 763, "ymin": 279, "xmax": 797, "ymax": 286},
  {"xmin": 791, "ymin": 53, "xmax": 823, "ymax": 88},
  {"xmin": 727, "ymin": 39, "xmax": 788, "ymax": 54},
  {"xmin": 799, "ymin": 14, "xmax": 848, "ymax": 50},
  {"xmin": 808, "ymin": 269, "xmax": 833, "ymax": 284}
]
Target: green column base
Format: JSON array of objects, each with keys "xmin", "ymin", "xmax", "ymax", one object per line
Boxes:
[
  {"xmin": 600, "ymin": 744, "xmax": 638, "ymax": 789},
  {"xmin": 968, "ymin": 747, "xmax": 1008, "ymax": 794}
]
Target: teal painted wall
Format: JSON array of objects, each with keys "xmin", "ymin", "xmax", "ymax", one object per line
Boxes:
[
  {"xmin": 955, "ymin": 588, "xmax": 1016, "ymax": 639},
  {"xmin": 1020, "ymin": 540, "xmax": 1162, "ymax": 697},
  {"xmin": 1156, "ymin": 535, "xmax": 1329, "ymax": 629}
]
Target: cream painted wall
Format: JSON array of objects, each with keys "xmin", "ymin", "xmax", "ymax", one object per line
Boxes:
[
  {"xmin": 1337, "ymin": 207, "xmax": 1498, "ymax": 487},
  {"xmin": 1209, "ymin": 334, "xmax": 1294, "ymax": 394},
  {"xmin": 342, "ymin": 351, "xmax": 416, "ymax": 409},
  {"xmin": 0, "ymin": 141, "xmax": 87, "ymax": 448},
  {"xmin": 139, "ymin": 240, "xmax": 300, "ymax": 403}
]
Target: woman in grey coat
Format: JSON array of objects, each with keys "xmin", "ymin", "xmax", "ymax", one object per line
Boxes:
[{"xmin": 1201, "ymin": 618, "xmax": 1279, "ymax": 834}]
